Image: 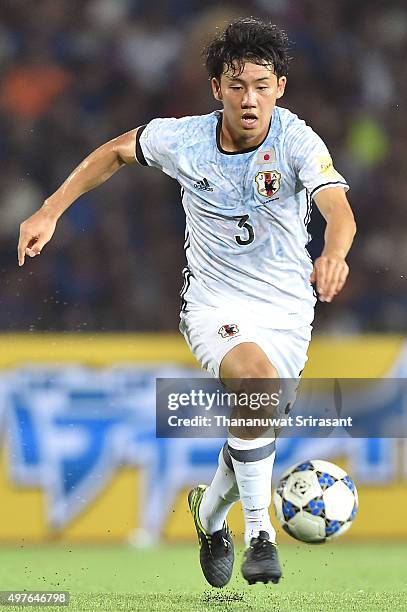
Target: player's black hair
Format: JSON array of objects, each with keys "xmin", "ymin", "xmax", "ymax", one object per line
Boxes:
[{"xmin": 204, "ymin": 17, "xmax": 291, "ymax": 81}]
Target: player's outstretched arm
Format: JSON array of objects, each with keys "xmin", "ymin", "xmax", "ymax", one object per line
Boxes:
[
  {"xmin": 17, "ymin": 127, "xmax": 141, "ymax": 266},
  {"xmin": 311, "ymin": 187, "xmax": 357, "ymax": 302}
]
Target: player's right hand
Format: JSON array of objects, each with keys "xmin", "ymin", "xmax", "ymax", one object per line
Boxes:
[
  {"xmin": 18, "ymin": 207, "xmax": 58, "ymax": 266},
  {"xmin": 310, "ymin": 253, "xmax": 349, "ymax": 302}
]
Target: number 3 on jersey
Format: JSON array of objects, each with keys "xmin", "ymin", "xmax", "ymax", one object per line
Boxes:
[{"xmin": 235, "ymin": 214, "xmax": 255, "ymax": 246}]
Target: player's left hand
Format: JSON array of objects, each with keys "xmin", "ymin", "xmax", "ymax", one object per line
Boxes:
[{"xmin": 310, "ymin": 253, "xmax": 349, "ymax": 302}]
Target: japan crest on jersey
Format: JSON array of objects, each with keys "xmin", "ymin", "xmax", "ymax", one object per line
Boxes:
[{"xmin": 255, "ymin": 170, "xmax": 281, "ymax": 198}]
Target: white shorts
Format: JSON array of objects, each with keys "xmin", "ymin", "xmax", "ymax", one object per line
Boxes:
[{"xmin": 179, "ymin": 306, "xmax": 312, "ymax": 380}]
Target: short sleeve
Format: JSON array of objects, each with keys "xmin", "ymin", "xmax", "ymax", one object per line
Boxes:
[
  {"xmin": 135, "ymin": 117, "xmax": 181, "ymax": 179},
  {"xmin": 288, "ymin": 120, "xmax": 349, "ymax": 199}
]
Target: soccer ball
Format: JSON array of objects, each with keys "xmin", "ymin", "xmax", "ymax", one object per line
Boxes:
[{"xmin": 273, "ymin": 459, "xmax": 358, "ymax": 543}]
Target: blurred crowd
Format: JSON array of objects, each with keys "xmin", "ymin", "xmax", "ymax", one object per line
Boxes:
[{"xmin": 1, "ymin": 0, "xmax": 406, "ymax": 333}]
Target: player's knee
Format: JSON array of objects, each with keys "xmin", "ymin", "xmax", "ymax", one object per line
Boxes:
[
  {"xmin": 239, "ymin": 360, "xmax": 278, "ymax": 380},
  {"xmin": 222, "ymin": 361, "xmax": 279, "ymax": 396}
]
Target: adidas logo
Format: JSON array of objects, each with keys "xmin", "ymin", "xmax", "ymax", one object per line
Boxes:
[{"xmin": 194, "ymin": 177, "xmax": 213, "ymax": 192}]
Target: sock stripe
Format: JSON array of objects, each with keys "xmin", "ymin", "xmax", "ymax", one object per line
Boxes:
[
  {"xmin": 228, "ymin": 441, "xmax": 275, "ymax": 463},
  {"xmin": 222, "ymin": 442, "xmax": 234, "ymax": 471}
]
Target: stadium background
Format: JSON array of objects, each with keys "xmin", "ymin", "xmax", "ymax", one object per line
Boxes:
[{"xmin": 1, "ymin": 0, "xmax": 407, "ymax": 554}]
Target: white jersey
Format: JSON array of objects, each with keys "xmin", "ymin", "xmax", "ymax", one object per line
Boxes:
[{"xmin": 136, "ymin": 107, "xmax": 349, "ymax": 329}]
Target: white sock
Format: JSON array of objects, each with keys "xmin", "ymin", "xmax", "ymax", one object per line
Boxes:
[
  {"xmin": 228, "ymin": 437, "xmax": 276, "ymax": 546},
  {"xmin": 199, "ymin": 446, "xmax": 240, "ymax": 534}
]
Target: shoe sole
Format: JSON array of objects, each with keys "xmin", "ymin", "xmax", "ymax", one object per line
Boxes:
[
  {"xmin": 246, "ymin": 574, "xmax": 281, "ymax": 585},
  {"xmin": 242, "ymin": 557, "xmax": 282, "ymax": 585}
]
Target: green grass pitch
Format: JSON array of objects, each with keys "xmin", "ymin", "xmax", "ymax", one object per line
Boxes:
[{"xmin": 0, "ymin": 543, "xmax": 406, "ymax": 611}]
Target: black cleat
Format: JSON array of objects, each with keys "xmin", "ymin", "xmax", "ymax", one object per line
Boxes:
[
  {"xmin": 241, "ymin": 531, "xmax": 282, "ymax": 585},
  {"xmin": 188, "ymin": 485, "xmax": 234, "ymax": 588}
]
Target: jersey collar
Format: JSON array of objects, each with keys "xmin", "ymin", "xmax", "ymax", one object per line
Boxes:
[{"xmin": 215, "ymin": 110, "xmax": 277, "ymax": 155}]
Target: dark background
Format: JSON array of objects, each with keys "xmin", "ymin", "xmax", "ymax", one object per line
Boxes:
[{"xmin": 1, "ymin": 0, "xmax": 406, "ymax": 333}]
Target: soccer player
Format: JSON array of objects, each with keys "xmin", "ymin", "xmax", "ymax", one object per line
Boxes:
[{"xmin": 18, "ymin": 18, "xmax": 356, "ymax": 588}]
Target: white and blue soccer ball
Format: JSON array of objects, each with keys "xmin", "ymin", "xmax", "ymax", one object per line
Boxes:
[{"xmin": 273, "ymin": 459, "xmax": 358, "ymax": 543}]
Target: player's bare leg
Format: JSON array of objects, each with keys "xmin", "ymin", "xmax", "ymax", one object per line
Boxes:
[{"xmin": 219, "ymin": 343, "xmax": 278, "ymax": 541}]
